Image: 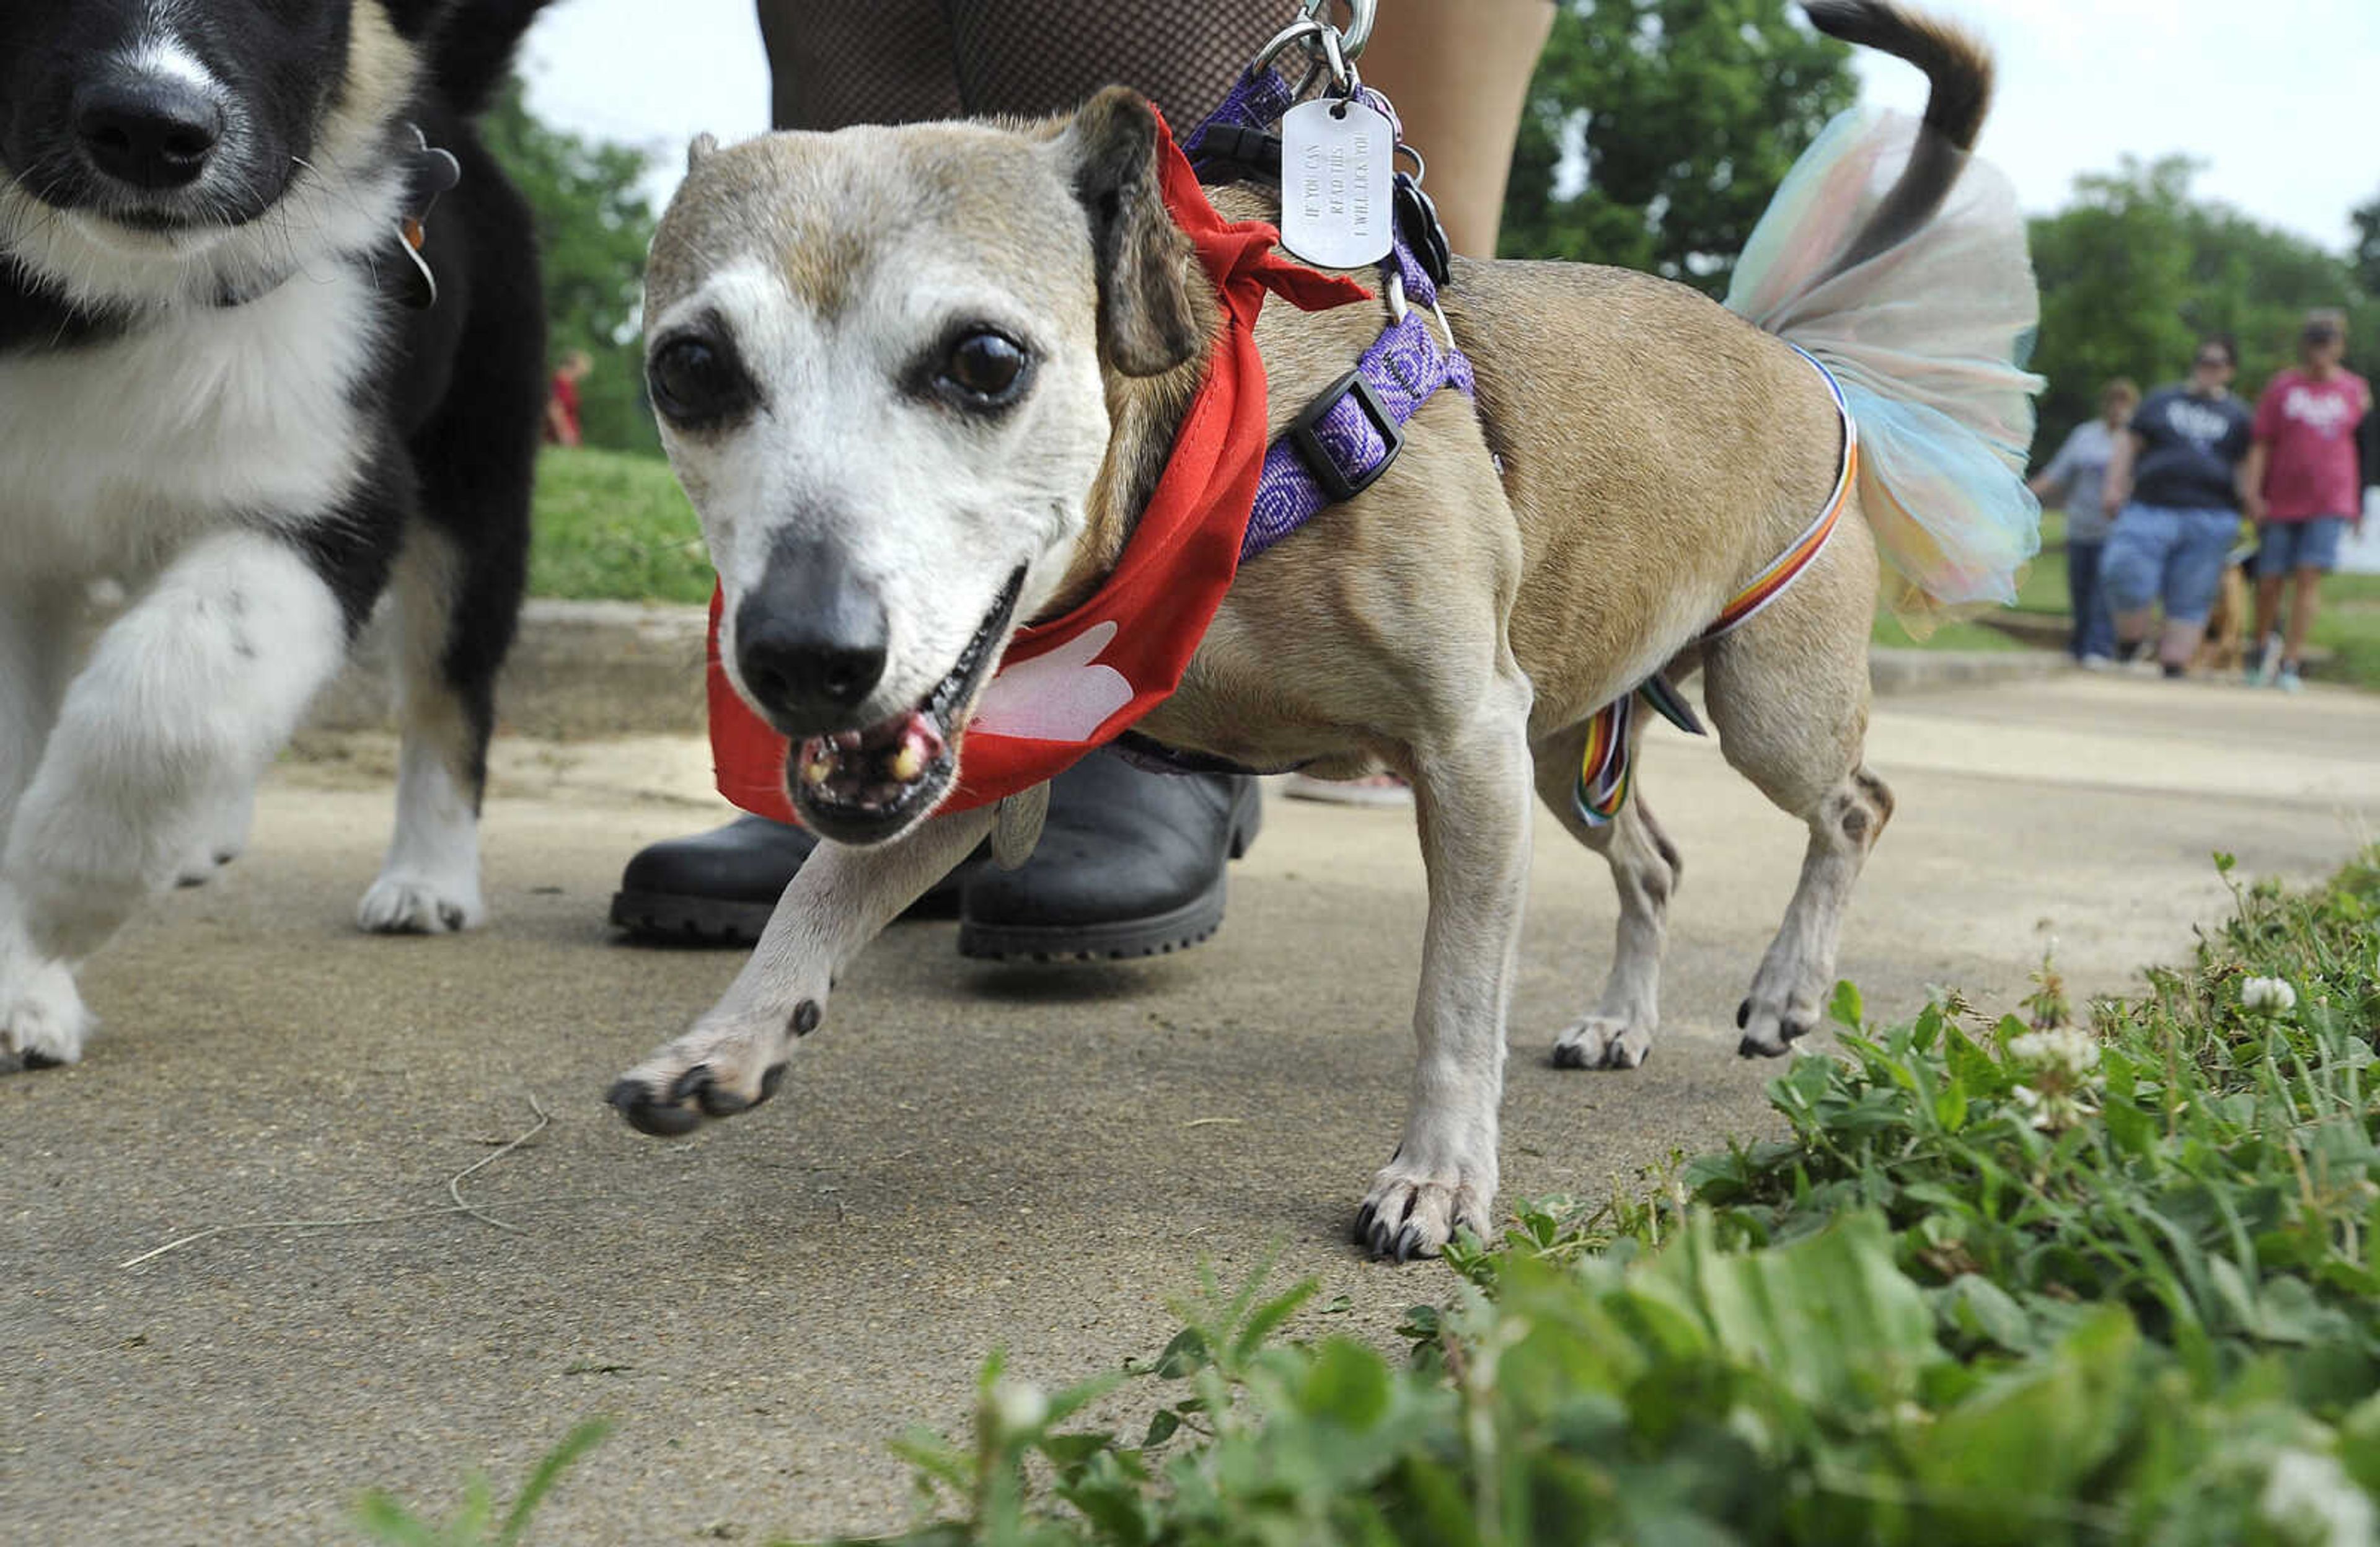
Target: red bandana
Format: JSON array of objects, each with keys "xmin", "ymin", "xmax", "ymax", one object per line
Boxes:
[{"xmin": 708, "ymin": 113, "xmax": 1369, "ymax": 824}]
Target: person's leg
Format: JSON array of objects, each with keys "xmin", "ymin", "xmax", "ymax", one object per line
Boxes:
[
  {"xmin": 1354, "ymin": 0, "xmax": 1556, "ymax": 256},
  {"xmin": 2281, "ymin": 517, "xmax": 2346, "ymax": 671},
  {"xmin": 2250, "ymin": 529, "xmax": 2288, "ymax": 677},
  {"xmin": 755, "ymin": 0, "xmax": 961, "ymax": 130},
  {"xmin": 2156, "ymin": 511, "xmax": 2240, "ymax": 675},
  {"xmin": 2065, "ymin": 539, "xmax": 2102, "ymax": 661},
  {"xmin": 942, "ymin": 0, "xmax": 1290, "ymax": 120},
  {"xmin": 2100, "ymin": 508, "xmax": 2169, "ymax": 663}
]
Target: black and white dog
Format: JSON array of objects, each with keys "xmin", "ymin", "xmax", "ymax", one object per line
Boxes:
[{"xmin": 0, "ymin": 1, "xmax": 553, "ymax": 1069}]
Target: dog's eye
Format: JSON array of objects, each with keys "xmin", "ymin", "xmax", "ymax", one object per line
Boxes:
[
  {"xmin": 937, "ymin": 330, "xmax": 1030, "ymax": 408},
  {"xmin": 648, "ymin": 336, "xmax": 752, "ymax": 426}
]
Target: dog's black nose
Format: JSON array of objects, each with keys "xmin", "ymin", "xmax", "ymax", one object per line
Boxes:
[
  {"xmin": 734, "ymin": 540, "xmax": 891, "ymax": 730},
  {"xmin": 74, "ymin": 81, "xmax": 223, "ymax": 190}
]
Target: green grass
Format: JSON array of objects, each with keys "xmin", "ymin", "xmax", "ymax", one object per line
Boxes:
[
  {"xmin": 527, "ymin": 446, "xmax": 713, "ymax": 606},
  {"xmin": 368, "ymin": 850, "xmax": 2380, "ymax": 1545}
]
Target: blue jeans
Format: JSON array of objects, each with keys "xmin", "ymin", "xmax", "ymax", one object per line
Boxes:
[
  {"xmin": 2066, "ymin": 539, "xmax": 2116, "ymax": 659},
  {"xmin": 2257, "ymin": 516, "xmax": 2350, "ymax": 575},
  {"xmin": 2101, "ymin": 505, "xmax": 2242, "ymax": 626}
]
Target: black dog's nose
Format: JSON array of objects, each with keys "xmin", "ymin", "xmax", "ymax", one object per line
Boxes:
[
  {"xmin": 74, "ymin": 81, "xmax": 223, "ymax": 190},
  {"xmin": 734, "ymin": 539, "xmax": 890, "ymax": 730}
]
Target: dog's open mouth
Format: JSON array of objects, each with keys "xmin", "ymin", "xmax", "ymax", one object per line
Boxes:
[{"xmin": 787, "ymin": 568, "xmax": 1026, "ymax": 844}]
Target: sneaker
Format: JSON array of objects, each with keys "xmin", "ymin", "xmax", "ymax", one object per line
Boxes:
[
  {"xmin": 2161, "ymin": 662, "xmax": 2187, "ymax": 680},
  {"xmin": 2275, "ymin": 663, "xmax": 2304, "ymax": 693},
  {"xmin": 2078, "ymin": 653, "xmax": 2113, "ymax": 672},
  {"xmin": 2254, "ymin": 632, "xmax": 2284, "ymax": 687}
]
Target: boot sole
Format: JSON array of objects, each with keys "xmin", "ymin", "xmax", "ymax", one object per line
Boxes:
[
  {"xmin": 611, "ymin": 868, "xmax": 969, "ymax": 948},
  {"xmin": 956, "ymin": 780, "xmax": 1263, "ymax": 963}
]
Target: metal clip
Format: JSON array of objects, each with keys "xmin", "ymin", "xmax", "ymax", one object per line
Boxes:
[{"xmin": 1299, "ymin": 0, "xmax": 1378, "ymax": 60}]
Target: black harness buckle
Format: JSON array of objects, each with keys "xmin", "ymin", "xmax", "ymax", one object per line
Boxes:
[{"xmin": 1285, "ymin": 369, "xmax": 1404, "ymax": 505}]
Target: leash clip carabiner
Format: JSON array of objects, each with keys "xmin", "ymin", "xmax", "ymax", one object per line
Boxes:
[
  {"xmin": 1299, "ymin": 0, "xmax": 1377, "ymax": 61},
  {"xmin": 1254, "ymin": 6, "xmax": 1364, "ymax": 97}
]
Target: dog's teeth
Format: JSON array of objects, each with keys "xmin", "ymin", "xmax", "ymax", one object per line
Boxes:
[
  {"xmin": 802, "ymin": 756, "xmax": 831, "ymax": 787},
  {"xmin": 889, "ymin": 744, "xmax": 923, "ymax": 783}
]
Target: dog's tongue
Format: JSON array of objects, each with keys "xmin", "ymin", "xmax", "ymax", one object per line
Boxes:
[{"xmin": 798, "ymin": 709, "xmax": 948, "ymax": 806}]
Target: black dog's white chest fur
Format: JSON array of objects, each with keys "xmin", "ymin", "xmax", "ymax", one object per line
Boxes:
[{"xmin": 1, "ymin": 262, "xmax": 386, "ymax": 583}]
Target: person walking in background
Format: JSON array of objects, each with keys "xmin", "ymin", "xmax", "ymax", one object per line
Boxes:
[
  {"xmin": 2241, "ymin": 311, "xmax": 2371, "ymax": 691},
  {"xmin": 615, "ymin": 0, "xmax": 1556, "ymax": 948},
  {"xmin": 2098, "ymin": 336, "xmax": 2255, "ymax": 679},
  {"xmin": 544, "ymin": 350, "xmax": 592, "ymax": 449},
  {"xmin": 2028, "ymin": 377, "xmax": 2137, "ymax": 666}
]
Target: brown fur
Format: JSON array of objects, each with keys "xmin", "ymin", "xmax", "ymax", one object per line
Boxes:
[{"xmin": 615, "ymin": 3, "xmax": 2001, "ymax": 1259}]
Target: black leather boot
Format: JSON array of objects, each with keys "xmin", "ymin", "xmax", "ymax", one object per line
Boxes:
[
  {"xmin": 958, "ymin": 753, "xmax": 1261, "ymax": 961},
  {"xmin": 610, "ymin": 813, "xmax": 967, "ymax": 945}
]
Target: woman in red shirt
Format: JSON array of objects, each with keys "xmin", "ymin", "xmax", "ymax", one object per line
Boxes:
[{"xmin": 2243, "ymin": 312, "xmax": 2372, "ymax": 689}]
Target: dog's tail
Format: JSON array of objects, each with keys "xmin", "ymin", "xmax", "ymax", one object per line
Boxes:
[
  {"xmin": 1726, "ymin": 2, "xmax": 2040, "ymax": 624},
  {"xmin": 1802, "ymin": 0, "xmax": 1993, "ymax": 276},
  {"xmin": 430, "ymin": 0, "xmax": 560, "ymax": 118}
]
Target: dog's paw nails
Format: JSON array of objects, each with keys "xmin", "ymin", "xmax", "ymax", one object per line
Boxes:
[
  {"xmin": 607, "ymin": 1077, "xmax": 703, "ymax": 1137},
  {"xmin": 357, "ymin": 874, "xmax": 485, "ymax": 936},
  {"xmin": 1737, "ymin": 1003, "xmax": 1817, "ymax": 1059},
  {"xmin": 1356, "ymin": 1167, "xmax": 1487, "ymax": 1264},
  {"xmin": 1735, "ymin": 998, "xmax": 1752, "ymax": 1030},
  {"xmin": 1552, "ymin": 1018, "xmax": 1649, "ymax": 1072}
]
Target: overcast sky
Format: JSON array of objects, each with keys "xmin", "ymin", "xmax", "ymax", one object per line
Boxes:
[{"xmin": 519, "ymin": 0, "xmax": 2378, "ymax": 254}]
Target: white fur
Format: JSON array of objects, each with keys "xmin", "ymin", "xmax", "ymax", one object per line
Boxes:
[
  {"xmin": 1, "ymin": 270, "xmax": 380, "ymax": 580},
  {"xmin": 0, "ymin": 532, "xmax": 348, "ymax": 1062},
  {"xmin": 358, "ymin": 727, "xmax": 487, "ymax": 933},
  {"xmin": 653, "ymin": 256, "xmax": 1107, "ymax": 736}
]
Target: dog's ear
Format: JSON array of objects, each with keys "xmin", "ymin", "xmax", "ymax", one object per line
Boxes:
[{"xmin": 1059, "ymin": 87, "xmax": 1201, "ymax": 379}]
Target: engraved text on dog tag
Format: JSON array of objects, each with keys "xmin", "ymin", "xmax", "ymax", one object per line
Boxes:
[{"xmin": 1278, "ymin": 97, "xmax": 1394, "ymax": 270}]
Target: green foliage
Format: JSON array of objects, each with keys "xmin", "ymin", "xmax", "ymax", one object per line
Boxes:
[
  {"xmin": 1498, "ymin": 0, "xmax": 1856, "ymax": 290},
  {"xmin": 527, "ymin": 446, "xmax": 713, "ymax": 604},
  {"xmin": 826, "ymin": 851, "xmax": 2380, "ymax": 1545},
  {"xmin": 479, "ymin": 82, "xmax": 660, "ymax": 454},
  {"xmin": 2029, "ymin": 157, "xmax": 2373, "ymax": 462},
  {"xmin": 355, "ymin": 1421, "xmax": 610, "ymax": 1547}
]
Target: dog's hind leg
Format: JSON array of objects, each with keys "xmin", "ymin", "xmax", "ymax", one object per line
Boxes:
[
  {"xmin": 1532, "ymin": 718, "xmax": 1680, "ymax": 1072},
  {"xmin": 1355, "ymin": 665, "xmax": 1535, "ymax": 1262},
  {"xmin": 1702, "ymin": 524, "xmax": 1893, "ymax": 1058},
  {"xmin": 607, "ymin": 806, "xmax": 998, "ymax": 1137}
]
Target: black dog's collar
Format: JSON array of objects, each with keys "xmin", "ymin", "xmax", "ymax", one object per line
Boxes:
[{"xmin": 214, "ymin": 121, "xmax": 461, "ymax": 312}]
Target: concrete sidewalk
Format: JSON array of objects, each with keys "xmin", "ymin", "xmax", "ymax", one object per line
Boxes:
[{"xmin": 7, "ymin": 672, "xmax": 2379, "ymax": 1544}]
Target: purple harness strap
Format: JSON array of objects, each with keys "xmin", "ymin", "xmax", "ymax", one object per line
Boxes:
[{"xmin": 1186, "ymin": 72, "xmax": 1478, "ymax": 563}]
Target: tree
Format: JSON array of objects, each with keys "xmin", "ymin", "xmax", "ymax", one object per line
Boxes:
[
  {"xmin": 479, "ymin": 82, "xmax": 661, "ymax": 452},
  {"xmin": 1498, "ymin": 0, "xmax": 1857, "ymax": 291},
  {"xmin": 2029, "ymin": 159, "xmax": 2369, "ymax": 462}
]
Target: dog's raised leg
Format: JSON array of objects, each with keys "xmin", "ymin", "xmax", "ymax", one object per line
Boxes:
[
  {"xmin": 1356, "ymin": 671, "xmax": 1535, "ymax": 1262},
  {"xmin": 1533, "ymin": 718, "xmax": 1680, "ymax": 1071},
  {"xmin": 608, "ymin": 804, "xmax": 998, "ymax": 1135},
  {"xmin": 0, "ymin": 530, "xmax": 367, "ymax": 1067}
]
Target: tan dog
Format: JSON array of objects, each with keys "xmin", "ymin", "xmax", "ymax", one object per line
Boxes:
[{"xmin": 608, "ymin": 1, "xmax": 2002, "ymax": 1259}]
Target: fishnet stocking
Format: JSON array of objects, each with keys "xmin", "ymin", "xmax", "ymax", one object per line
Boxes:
[{"xmin": 758, "ymin": 0, "xmax": 1298, "ymax": 131}]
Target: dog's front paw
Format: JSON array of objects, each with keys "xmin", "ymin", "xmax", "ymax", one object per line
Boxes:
[
  {"xmin": 1354, "ymin": 1160, "xmax": 1494, "ymax": 1264},
  {"xmin": 357, "ymin": 872, "xmax": 487, "ymax": 935},
  {"xmin": 1735, "ymin": 991, "xmax": 1818, "ymax": 1059},
  {"xmin": 606, "ymin": 1002, "xmax": 818, "ymax": 1139},
  {"xmin": 1551, "ymin": 1015, "xmax": 1652, "ymax": 1070},
  {"xmin": 2, "ymin": 957, "xmax": 92, "ymax": 1072}
]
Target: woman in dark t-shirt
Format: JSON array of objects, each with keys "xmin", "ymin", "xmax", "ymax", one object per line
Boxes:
[{"xmin": 2098, "ymin": 335, "xmax": 2254, "ymax": 677}]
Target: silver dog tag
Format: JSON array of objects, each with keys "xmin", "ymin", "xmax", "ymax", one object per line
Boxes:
[
  {"xmin": 990, "ymin": 784, "xmax": 1051, "ymax": 870},
  {"xmin": 1278, "ymin": 97, "xmax": 1395, "ymax": 270}
]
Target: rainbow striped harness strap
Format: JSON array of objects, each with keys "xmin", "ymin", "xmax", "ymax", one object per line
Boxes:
[{"xmin": 1574, "ymin": 347, "xmax": 1859, "ymax": 827}]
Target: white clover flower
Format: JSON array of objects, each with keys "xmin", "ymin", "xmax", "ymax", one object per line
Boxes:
[
  {"xmin": 2242, "ymin": 977, "xmax": 2299, "ymax": 1014},
  {"xmin": 2006, "ymin": 1026, "xmax": 2104, "ymax": 1134},
  {"xmin": 988, "ymin": 1378, "xmax": 1047, "ymax": 1433},
  {"xmin": 2260, "ymin": 1449, "xmax": 2376, "ymax": 1545}
]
